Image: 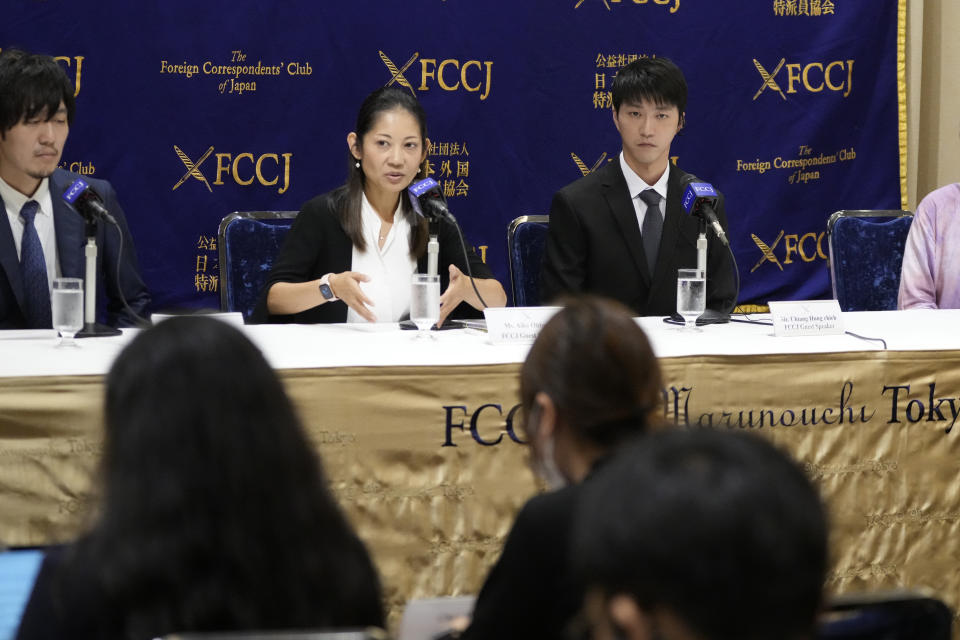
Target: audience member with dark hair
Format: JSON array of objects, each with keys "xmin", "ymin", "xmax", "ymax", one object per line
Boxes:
[
  {"xmin": 255, "ymin": 86, "xmax": 505, "ymax": 326},
  {"xmin": 16, "ymin": 317, "xmax": 384, "ymax": 639},
  {"xmin": 573, "ymin": 429, "xmax": 828, "ymax": 640},
  {"xmin": 462, "ymin": 295, "xmax": 663, "ymax": 640}
]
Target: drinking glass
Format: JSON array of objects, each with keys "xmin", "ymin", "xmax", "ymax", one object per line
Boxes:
[
  {"xmin": 676, "ymin": 268, "xmax": 706, "ymax": 331},
  {"xmin": 51, "ymin": 277, "xmax": 84, "ymax": 347},
  {"xmin": 410, "ymin": 273, "xmax": 440, "ymax": 339}
]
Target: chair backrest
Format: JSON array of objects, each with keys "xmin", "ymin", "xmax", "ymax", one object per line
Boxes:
[
  {"xmin": 827, "ymin": 210, "xmax": 913, "ymax": 312},
  {"xmin": 507, "ymin": 215, "xmax": 549, "ymax": 306},
  {"xmin": 818, "ymin": 590, "xmax": 953, "ymax": 639},
  {"xmin": 218, "ymin": 211, "xmax": 298, "ymax": 321}
]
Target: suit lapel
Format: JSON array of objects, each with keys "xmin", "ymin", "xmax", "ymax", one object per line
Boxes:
[
  {"xmin": 649, "ymin": 166, "xmax": 699, "ymax": 299},
  {"xmin": 0, "ymin": 192, "xmax": 26, "ymax": 309},
  {"xmin": 654, "ymin": 166, "xmax": 686, "ymax": 285},
  {"xmin": 50, "ymin": 170, "xmax": 85, "ymax": 279},
  {"xmin": 600, "ymin": 162, "xmax": 651, "ymax": 287}
]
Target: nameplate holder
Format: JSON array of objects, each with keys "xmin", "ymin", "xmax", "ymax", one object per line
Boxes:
[
  {"xmin": 483, "ymin": 306, "xmax": 562, "ymax": 344},
  {"xmin": 768, "ymin": 300, "xmax": 844, "ymax": 337}
]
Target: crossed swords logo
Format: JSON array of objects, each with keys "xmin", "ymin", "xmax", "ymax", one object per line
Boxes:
[
  {"xmin": 379, "ymin": 50, "xmax": 419, "ymax": 95},
  {"xmin": 173, "ymin": 145, "xmax": 214, "ymax": 192},
  {"xmin": 574, "ymin": 0, "xmax": 612, "ymax": 9},
  {"xmin": 753, "ymin": 58, "xmax": 787, "ymax": 101},
  {"xmin": 571, "ymin": 152, "xmax": 607, "ymax": 176}
]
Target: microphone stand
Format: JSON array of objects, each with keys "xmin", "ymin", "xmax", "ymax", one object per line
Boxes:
[
  {"xmin": 696, "ymin": 217, "xmax": 707, "ymax": 274},
  {"xmin": 427, "ymin": 219, "xmax": 439, "ymax": 277},
  {"xmin": 696, "ymin": 214, "xmax": 732, "ymax": 325},
  {"xmin": 77, "ymin": 218, "xmax": 121, "ymax": 338}
]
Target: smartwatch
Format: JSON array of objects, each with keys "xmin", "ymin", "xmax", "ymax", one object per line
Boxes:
[{"xmin": 318, "ymin": 273, "xmax": 338, "ymax": 302}]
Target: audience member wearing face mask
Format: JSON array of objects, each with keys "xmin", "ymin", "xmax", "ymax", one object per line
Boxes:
[{"xmin": 462, "ymin": 295, "xmax": 663, "ymax": 640}]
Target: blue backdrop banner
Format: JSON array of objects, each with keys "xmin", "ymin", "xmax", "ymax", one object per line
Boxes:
[{"xmin": 3, "ymin": 0, "xmax": 903, "ymax": 312}]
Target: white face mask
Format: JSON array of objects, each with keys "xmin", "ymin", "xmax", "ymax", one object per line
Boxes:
[
  {"xmin": 528, "ymin": 403, "xmax": 567, "ymax": 490},
  {"xmin": 535, "ymin": 433, "xmax": 567, "ymax": 490}
]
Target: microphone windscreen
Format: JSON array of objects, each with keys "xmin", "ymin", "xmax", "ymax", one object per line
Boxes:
[
  {"xmin": 408, "ymin": 177, "xmax": 440, "ymax": 198},
  {"xmin": 62, "ymin": 178, "xmax": 90, "ymax": 205},
  {"xmin": 681, "ymin": 179, "xmax": 718, "ymax": 215}
]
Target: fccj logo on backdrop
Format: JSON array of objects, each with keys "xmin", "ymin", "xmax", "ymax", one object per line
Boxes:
[{"xmin": 378, "ymin": 50, "xmax": 493, "ymax": 101}]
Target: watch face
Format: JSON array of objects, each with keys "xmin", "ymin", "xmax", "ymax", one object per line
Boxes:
[{"xmin": 319, "ymin": 283, "xmax": 334, "ymax": 300}]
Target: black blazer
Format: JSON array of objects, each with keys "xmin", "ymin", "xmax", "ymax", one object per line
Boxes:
[
  {"xmin": 540, "ymin": 161, "xmax": 736, "ymax": 316},
  {"xmin": 0, "ymin": 169, "xmax": 150, "ymax": 328},
  {"xmin": 253, "ymin": 187, "xmax": 493, "ymax": 324}
]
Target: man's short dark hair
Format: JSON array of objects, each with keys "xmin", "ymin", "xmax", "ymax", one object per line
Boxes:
[
  {"xmin": 0, "ymin": 48, "xmax": 76, "ymax": 135},
  {"xmin": 573, "ymin": 429, "xmax": 828, "ymax": 640},
  {"xmin": 611, "ymin": 56, "xmax": 687, "ymax": 115}
]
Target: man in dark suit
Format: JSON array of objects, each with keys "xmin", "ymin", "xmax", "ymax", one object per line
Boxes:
[
  {"xmin": 541, "ymin": 57, "xmax": 735, "ymax": 316},
  {"xmin": 0, "ymin": 48, "xmax": 149, "ymax": 329}
]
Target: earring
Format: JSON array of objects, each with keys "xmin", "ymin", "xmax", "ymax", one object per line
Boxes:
[{"xmin": 355, "ymin": 161, "xmax": 361, "ymax": 169}]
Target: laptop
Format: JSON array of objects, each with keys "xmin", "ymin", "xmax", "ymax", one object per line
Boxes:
[
  {"xmin": 0, "ymin": 548, "xmax": 45, "ymax": 640},
  {"xmin": 398, "ymin": 596, "xmax": 475, "ymax": 640}
]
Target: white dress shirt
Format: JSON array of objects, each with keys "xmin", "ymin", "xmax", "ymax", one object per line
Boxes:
[
  {"xmin": 1, "ymin": 175, "xmax": 60, "ymax": 290},
  {"xmin": 347, "ymin": 193, "xmax": 417, "ymax": 323},
  {"xmin": 619, "ymin": 152, "xmax": 670, "ymax": 231}
]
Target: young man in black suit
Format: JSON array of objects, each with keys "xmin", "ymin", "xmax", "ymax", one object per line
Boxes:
[{"xmin": 540, "ymin": 57, "xmax": 735, "ymax": 316}]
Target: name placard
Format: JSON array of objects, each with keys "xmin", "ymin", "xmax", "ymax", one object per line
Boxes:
[
  {"xmin": 768, "ymin": 300, "xmax": 844, "ymax": 337},
  {"xmin": 483, "ymin": 306, "xmax": 562, "ymax": 344}
]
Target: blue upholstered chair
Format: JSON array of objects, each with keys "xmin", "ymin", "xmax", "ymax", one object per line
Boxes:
[
  {"xmin": 507, "ymin": 215, "xmax": 549, "ymax": 306},
  {"xmin": 218, "ymin": 211, "xmax": 298, "ymax": 321},
  {"xmin": 818, "ymin": 591, "xmax": 952, "ymax": 639},
  {"xmin": 827, "ymin": 210, "xmax": 913, "ymax": 312}
]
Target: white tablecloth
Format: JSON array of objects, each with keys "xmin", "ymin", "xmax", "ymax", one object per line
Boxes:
[{"xmin": 0, "ymin": 309, "xmax": 955, "ymax": 378}]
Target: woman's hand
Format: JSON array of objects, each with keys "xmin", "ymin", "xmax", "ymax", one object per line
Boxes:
[
  {"xmin": 438, "ymin": 264, "xmax": 507, "ymax": 326},
  {"xmin": 330, "ymin": 271, "xmax": 376, "ymax": 322},
  {"xmin": 438, "ymin": 264, "xmax": 470, "ymax": 326}
]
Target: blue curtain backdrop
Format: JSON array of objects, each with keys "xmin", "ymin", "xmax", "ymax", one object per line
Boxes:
[{"xmin": 2, "ymin": 0, "xmax": 903, "ymax": 311}]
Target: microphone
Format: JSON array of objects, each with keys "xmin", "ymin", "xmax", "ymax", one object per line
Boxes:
[
  {"xmin": 408, "ymin": 178, "xmax": 446, "ymax": 277},
  {"xmin": 680, "ymin": 175, "xmax": 728, "ymax": 246},
  {"xmin": 407, "ymin": 177, "xmax": 456, "ymax": 224},
  {"xmin": 63, "ymin": 178, "xmax": 117, "ymax": 225},
  {"xmin": 406, "ymin": 176, "xmax": 488, "ymax": 308}
]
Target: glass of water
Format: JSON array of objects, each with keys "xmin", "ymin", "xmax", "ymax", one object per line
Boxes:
[
  {"xmin": 410, "ymin": 273, "xmax": 441, "ymax": 339},
  {"xmin": 676, "ymin": 268, "xmax": 706, "ymax": 331},
  {"xmin": 51, "ymin": 277, "xmax": 84, "ymax": 347}
]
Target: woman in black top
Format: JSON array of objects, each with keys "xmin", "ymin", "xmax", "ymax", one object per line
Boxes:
[
  {"xmin": 463, "ymin": 296, "xmax": 664, "ymax": 640},
  {"xmin": 17, "ymin": 317, "xmax": 384, "ymax": 639},
  {"xmin": 257, "ymin": 87, "xmax": 505, "ymax": 325}
]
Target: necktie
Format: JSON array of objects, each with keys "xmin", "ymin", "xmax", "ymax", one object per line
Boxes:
[
  {"xmin": 19, "ymin": 200, "xmax": 52, "ymax": 328},
  {"xmin": 639, "ymin": 189, "xmax": 663, "ymax": 276}
]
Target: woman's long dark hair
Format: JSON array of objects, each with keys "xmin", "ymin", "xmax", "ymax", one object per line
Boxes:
[
  {"xmin": 68, "ymin": 317, "xmax": 383, "ymax": 636},
  {"xmin": 340, "ymin": 86, "xmax": 429, "ymax": 257}
]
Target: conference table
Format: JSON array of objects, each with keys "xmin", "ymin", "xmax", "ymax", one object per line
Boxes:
[{"xmin": 2, "ymin": 310, "xmax": 960, "ymax": 627}]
